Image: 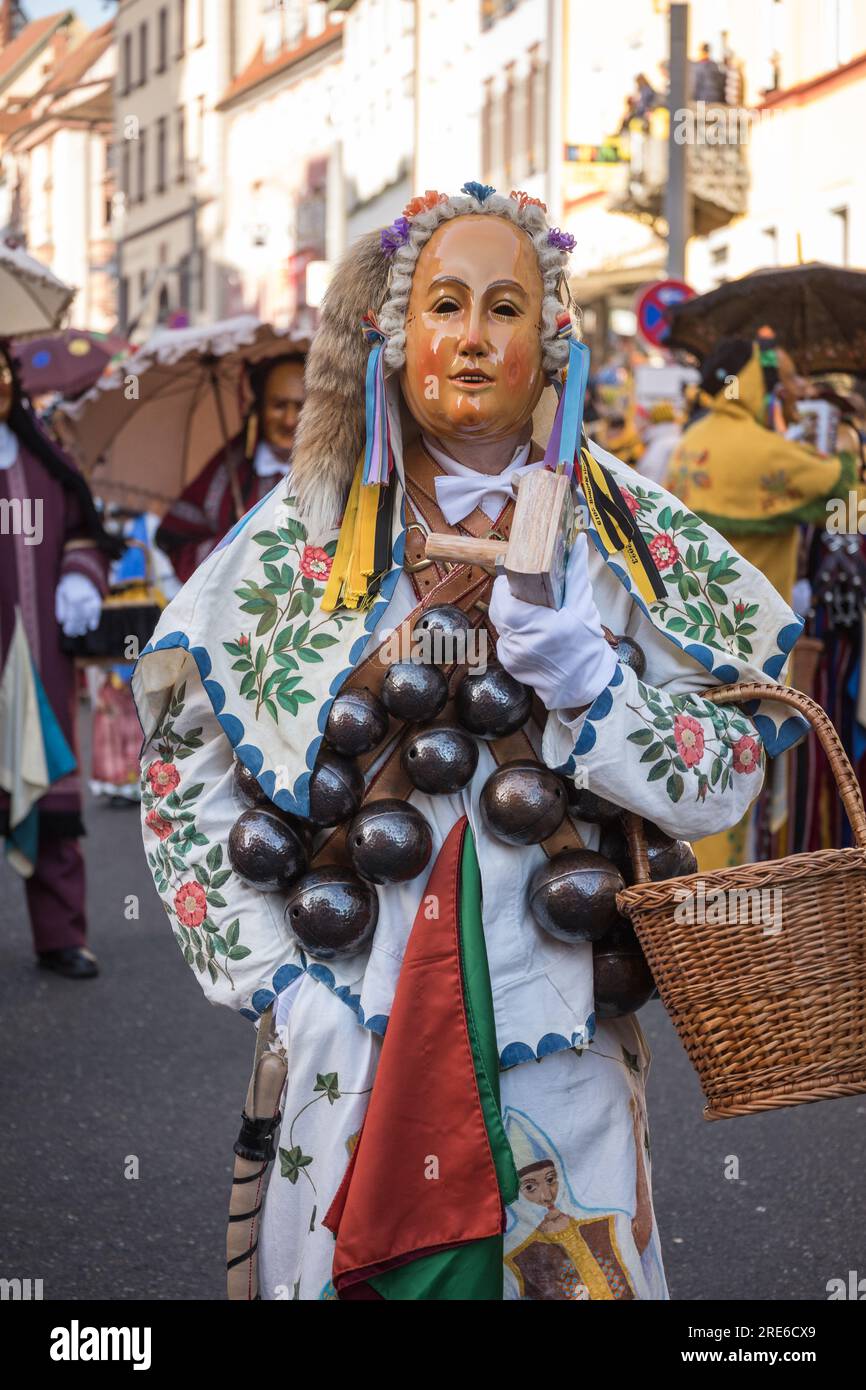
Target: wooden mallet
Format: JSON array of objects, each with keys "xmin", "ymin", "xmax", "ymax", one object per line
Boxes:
[{"xmin": 424, "ymin": 467, "xmax": 580, "ymax": 609}]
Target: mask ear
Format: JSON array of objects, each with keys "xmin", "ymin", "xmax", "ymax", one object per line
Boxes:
[{"xmin": 291, "ymin": 231, "xmax": 391, "ymax": 535}]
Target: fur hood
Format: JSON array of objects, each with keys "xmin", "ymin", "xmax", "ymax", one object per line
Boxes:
[{"xmin": 290, "ymin": 232, "xmax": 391, "ymax": 536}]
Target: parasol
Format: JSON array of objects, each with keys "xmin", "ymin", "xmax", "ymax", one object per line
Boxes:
[
  {"xmin": 12, "ymin": 330, "xmax": 122, "ymax": 399},
  {"xmin": 58, "ymin": 316, "xmax": 310, "ymax": 515},
  {"xmin": 665, "ymin": 264, "xmax": 866, "ymax": 374},
  {"xmin": 0, "ymin": 240, "xmax": 76, "ymax": 337}
]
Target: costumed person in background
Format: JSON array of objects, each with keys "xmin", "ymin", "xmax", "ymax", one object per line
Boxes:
[
  {"xmin": 666, "ymin": 331, "xmax": 862, "ymax": 870},
  {"xmin": 156, "ymin": 353, "xmax": 306, "ymax": 584},
  {"xmin": 788, "ymin": 381, "xmax": 866, "ymax": 854},
  {"xmin": 638, "ymin": 400, "xmax": 681, "ymax": 486},
  {"xmin": 0, "ymin": 345, "xmax": 123, "ymax": 979},
  {"xmin": 90, "ymin": 509, "xmax": 180, "ymax": 805},
  {"xmin": 133, "ymin": 185, "xmax": 804, "ymax": 1300}
]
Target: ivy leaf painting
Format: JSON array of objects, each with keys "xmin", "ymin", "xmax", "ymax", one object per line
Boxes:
[
  {"xmin": 279, "ymin": 1145, "xmax": 314, "ymax": 1184},
  {"xmin": 314, "ymin": 1072, "xmax": 341, "ymax": 1105}
]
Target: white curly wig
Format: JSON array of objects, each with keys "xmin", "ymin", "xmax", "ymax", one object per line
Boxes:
[{"xmin": 291, "ymin": 185, "xmax": 577, "ymax": 533}]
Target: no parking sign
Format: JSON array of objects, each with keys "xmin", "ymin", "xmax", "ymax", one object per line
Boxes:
[{"xmin": 635, "ymin": 279, "xmax": 695, "ymax": 349}]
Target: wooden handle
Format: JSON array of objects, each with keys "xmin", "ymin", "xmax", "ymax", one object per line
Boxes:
[{"xmin": 424, "ymin": 533, "xmax": 507, "ymax": 570}]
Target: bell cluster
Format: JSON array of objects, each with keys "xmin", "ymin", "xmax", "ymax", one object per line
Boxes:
[{"xmin": 225, "ymin": 605, "xmax": 696, "ymax": 1020}]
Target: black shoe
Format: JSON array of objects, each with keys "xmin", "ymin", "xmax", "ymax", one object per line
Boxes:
[{"xmin": 37, "ymin": 947, "xmax": 100, "ymax": 979}]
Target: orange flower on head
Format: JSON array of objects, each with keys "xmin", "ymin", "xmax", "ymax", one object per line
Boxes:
[
  {"xmin": 403, "ymin": 190, "xmax": 448, "ymax": 218},
  {"xmin": 510, "ymin": 190, "xmax": 548, "ymax": 213}
]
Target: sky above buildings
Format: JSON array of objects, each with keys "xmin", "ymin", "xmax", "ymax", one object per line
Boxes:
[{"xmin": 25, "ymin": 0, "xmax": 111, "ymax": 29}]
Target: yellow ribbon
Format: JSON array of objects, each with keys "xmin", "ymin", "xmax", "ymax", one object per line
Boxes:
[{"xmin": 321, "ymin": 457, "xmax": 382, "ymax": 613}]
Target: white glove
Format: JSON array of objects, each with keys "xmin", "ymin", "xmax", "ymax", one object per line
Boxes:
[
  {"xmin": 55, "ymin": 572, "xmax": 103, "ymax": 638},
  {"xmin": 488, "ymin": 532, "xmax": 618, "ymax": 711}
]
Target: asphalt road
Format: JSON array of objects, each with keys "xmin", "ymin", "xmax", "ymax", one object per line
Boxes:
[{"xmin": 1, "ymin": 718, "xmax": 863, "ymax": 1302}]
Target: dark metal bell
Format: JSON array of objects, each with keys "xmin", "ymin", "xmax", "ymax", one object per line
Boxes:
[
  {"xmin": 529, "ymin": 849, "xmax": 625, "ymax": 944},
  {"xmin": 592, "ymin": 934, "xmax": 655, "ymax": 1019},
  {"xmin": 401, "ymin": 723, "xmax": 479, "ymax": 795},
  {"xmin": 227, "ymin": 809, "xmax": 308, "ymax": 893},
  {"xmin": 412, "ymin": 604, "xmax": 472, "ymax": 664},
  {"xmin": 380, "ymin": 661, "xmax": 449, "ymax": 722},
  {"xmin": 325, "ymin": 688, "xmax": 389, "ymax": 757},
  {"xmin": 612, "ymin": 634, "xmax": 647, "ymax": 679},
  {"xmin": 480, "ymin": 760, "xmax": 567, "ymax": 846},
  {"xmin": 566, "ymin": 784, "xmax": 623, "ymax": 825},
  {"xmin": 455, "ymin": 664, "xmax": 532, "ymax": 740},
  {"xmin": 232, "ymin": 760, "xmax": 314, "ymax": 849},
  {"xmin": 600, "ymin": 820, "xmax": 697, "ymax": 886},
  {"xmin": 233, "ymin": 759, "xmax": 272, "ymax": 811},
  {"xmin": 284, "ymin": 868, "xmax": 379, "ymax": 960},
  {"xmin": 307, "ymin": 748, "xmax": 365, "ymax": 827},
  {"xmin": 347, "ymin": 798, "xmax": 433, "ymax": 884}
]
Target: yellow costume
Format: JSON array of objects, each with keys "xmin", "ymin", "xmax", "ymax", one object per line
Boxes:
[{"xmin": 667, "ymin": 343, "xmax": 860, "ymax": 870}]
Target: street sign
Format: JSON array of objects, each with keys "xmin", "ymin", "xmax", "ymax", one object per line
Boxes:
[{"xmin": 635, "ymin": 278, "xmax": 695, "ymax": 348}]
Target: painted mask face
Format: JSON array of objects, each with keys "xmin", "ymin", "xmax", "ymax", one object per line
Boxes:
[
  {"xmin": 400, "ymin": 214, "xmax": 545, "ymax": 445},
  {"xmin": 261, "ymin": 360, "xmax": 305, "ymax": 458}
]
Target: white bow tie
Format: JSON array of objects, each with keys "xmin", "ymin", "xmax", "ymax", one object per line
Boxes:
[{"xmin": 433, "ymin": 461, "xmax": 539, "ymax": 525}]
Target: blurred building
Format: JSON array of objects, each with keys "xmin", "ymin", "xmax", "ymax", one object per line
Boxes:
[
  {"xmin": 562, "ymin": 0, "xmax": 866, "ymax": 358},
  {"xmin": 113, "ymin": 0, "xmax": 234, "ymax": 337},
  {"xmin": 216, "ymin": 0, "xmax": 342, "ymax": 329},
  {"xmin": 0, "ymin": 9, "xmax": 116, "ymax": 330}
]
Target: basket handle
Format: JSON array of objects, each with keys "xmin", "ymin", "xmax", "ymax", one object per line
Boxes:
[
  {"xmin": 620, "ymin": 680, "xmax": 866, "ymax": 880},
  {"xmin": 706, "ymin": 681, "xmax": 866, "ymax": 850}
]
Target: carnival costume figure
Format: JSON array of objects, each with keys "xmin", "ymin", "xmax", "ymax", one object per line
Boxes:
[
  {"xmin": 156, "ymin": 354, "xmax": 306, "ymax": 584},
  {"xmin": 0, "ymin": 345, "xmax": 123, "ymax": 978},
  {"xmin": 134, "ymin": 186, "xmax": 807, "ymax": 1299}
]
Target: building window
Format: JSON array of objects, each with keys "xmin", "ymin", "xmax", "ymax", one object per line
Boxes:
[
  {"xmin": 822, "ymin": 0, "xmax": 854, "ymax": 69},
  {"xmin": 176, "ymin": 106, "xmax": 186, "ymax": 182},
  {"xmin": 196, "ymin": 94, "xmax": 206, "ymax": 169},
  {"xmin": 156, "ymin": 116, "xmax": 167, "ymax": 193},
  {"xmin": 830, "ymin": 206, "xmax": 850, "ymax": 265},
  {"xmin": 481, "ymin": 79, "xmax": 494, "ymax": 183},
  {"xmin": 121, "ymin": 141, "xmax": 131, "ymax": 198},
  {"xmin": 137, "ymin": 127, "xmax": 147, "ymax": 203},
  {"xmin": 762, "ymin": 226, "xmax": 779, "ymax": 266},
  {"xmin": 177, "ymin": 0, "xmax": 186, "ymax": 58},
  {"xmin": 158, "ymin": 7, "xmax": 168, "ymax": 72},
  {"xmin": 138, "ymin": 22, "xmax": 148, "ymax": 86},
  {"xmin": 121, "ymin": 33, "xmax": 132, "ymax": 94},
  {"xmin": 503, "ymin": 65, "xmax": 516, "ymax": 183},
  {"xmin": 529, "ymin": 47, "xmax": 547, "ymax": 176},
  {"xmin": 139, "ymin": 269, "xmax": 148, "ymax": 298}
]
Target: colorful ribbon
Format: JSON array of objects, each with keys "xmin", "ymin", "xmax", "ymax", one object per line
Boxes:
[
  {"xmin": 361, "ymin": 314, "xmax": 393, "ymax": 487},
  {"xmin": 542, "ymin": 316, "xmax": 591, "ymax": 478}
]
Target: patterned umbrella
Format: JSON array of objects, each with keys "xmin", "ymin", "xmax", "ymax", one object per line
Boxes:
[
  {"xmin": 12, "ymin": 330, "xmax": 123, "ymax": 399},
  {"xmin": 58, "ymin": 317, "xmax": 309, "ymax": 515},
  {"xmin": 0, "ymin": 240, "xmax": 76, "ymax": 337},
  {"xmin": 665, "ymin": 264, "xmax": 866, "ymax": 374}
]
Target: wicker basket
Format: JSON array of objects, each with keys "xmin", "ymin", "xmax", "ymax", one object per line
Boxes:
[{"xmin": 617, "ymin": 682, "xmax": 866, "ymax": 1120}]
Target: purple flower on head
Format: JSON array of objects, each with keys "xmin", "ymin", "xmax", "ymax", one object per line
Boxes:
[
  {"xmin": 381, "ymin": 217, "xmax": 411, "ymax": 257},
  {"xmin": 461, "ymin": 181, "xmax": 496, "ymax": 203},
  {"xmin": 547, "ymin": 227, "xmax": 576, "ymax": 253}
]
